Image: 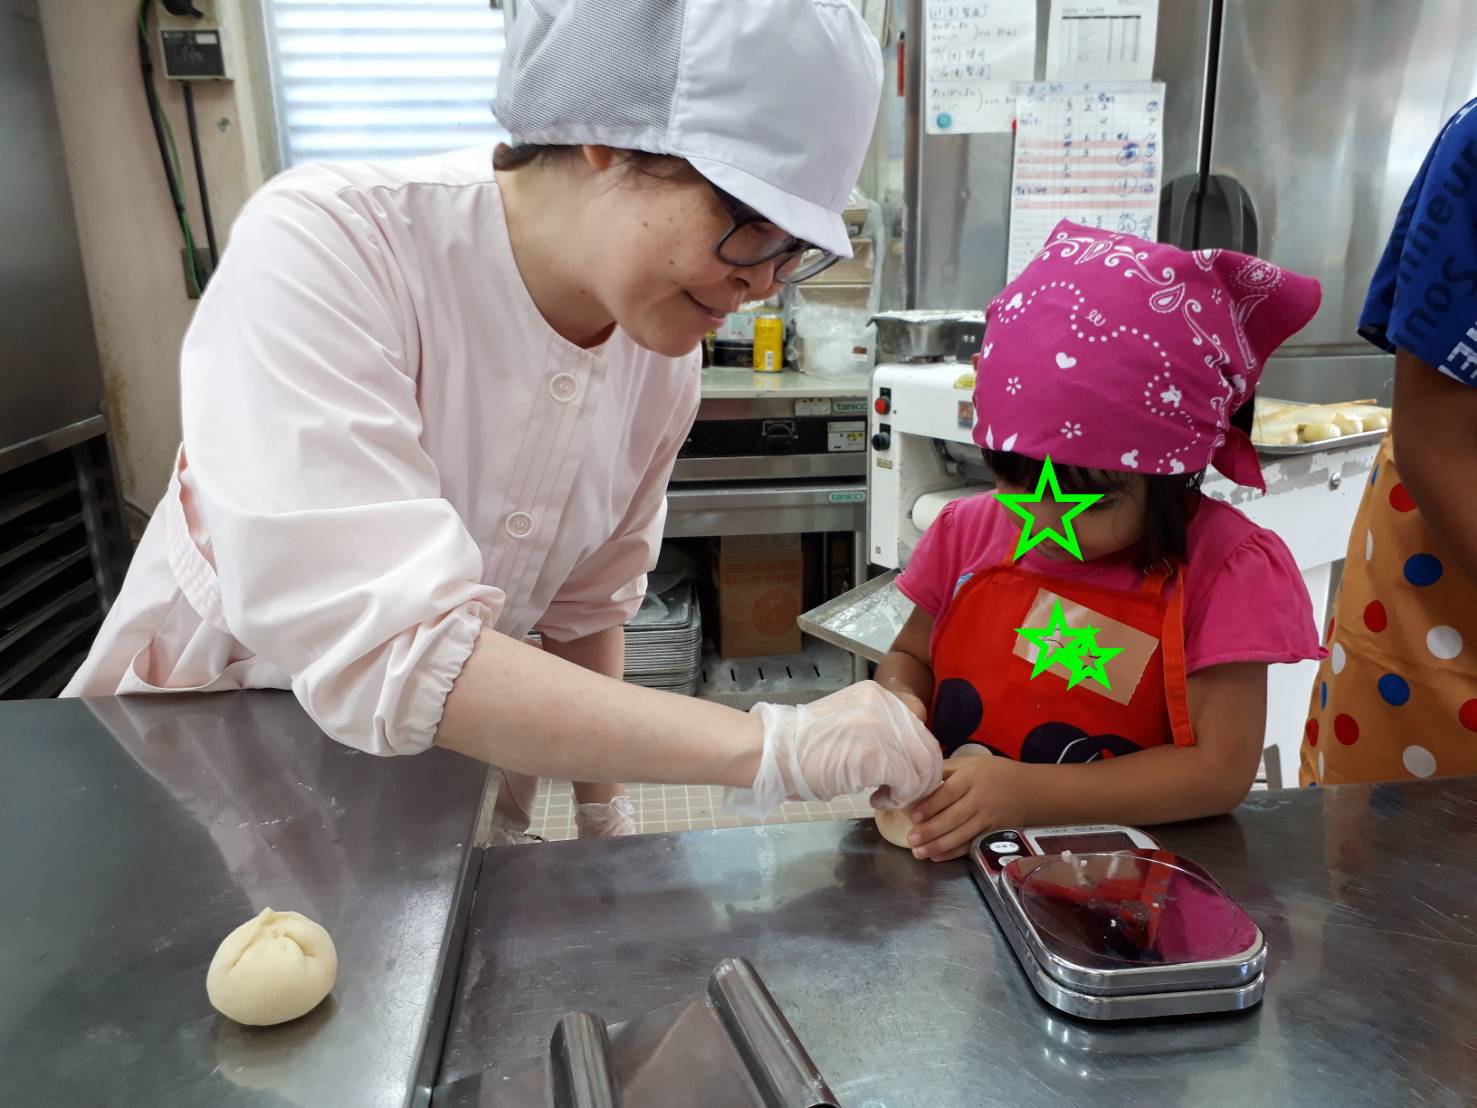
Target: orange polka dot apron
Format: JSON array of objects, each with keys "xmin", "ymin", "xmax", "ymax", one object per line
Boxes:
[
  {"xmin": 928, "ymin": 562, "xmax": 1195, "ymax": 761},
  {"xmin": 1301, "ymin": 433, "xmax": 1477, "ymax": 785}
]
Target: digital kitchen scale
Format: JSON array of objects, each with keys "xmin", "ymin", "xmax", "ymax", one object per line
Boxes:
[{"xmin": 969, "ymin": 824, "xmax": 1266, "ymax": 1021}]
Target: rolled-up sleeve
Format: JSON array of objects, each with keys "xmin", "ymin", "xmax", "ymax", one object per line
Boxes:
[
  {"xmin": 180, "ymin": 183, "xmax": 503, "ymax": 755},
  {"xmin": 535, "ymin": 365, "xmax": 700, "ymax": 643}
]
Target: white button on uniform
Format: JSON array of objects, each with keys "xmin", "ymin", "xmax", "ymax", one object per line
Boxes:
[
  {"xmin": 550, "ymin": 373, "xmax": 579, "ymax": 402},
  {"xmin": 505, "ymin": 511, "xmax": 533, "ymax": 538}
]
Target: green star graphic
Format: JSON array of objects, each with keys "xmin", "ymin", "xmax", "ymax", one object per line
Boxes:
[
  {"xmin": 1065, "ymin": 628, "xmax": 1125, "ymax": 690},
  {"xmin": 995, "ymin": 455, "xmax": 1103, "ymax": 561},
  {"xmin": 1014, "ymin": 600, "xmax": 1122, "ymax": 691},
  {"xmin": 1015, "ymin": 599, "xmax": 1082, "ymax": 678}
]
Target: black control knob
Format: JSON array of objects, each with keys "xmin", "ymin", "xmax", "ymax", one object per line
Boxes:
[{"xmin": 872, "ymin": 431, "xmax": 891, "ymax": 451}]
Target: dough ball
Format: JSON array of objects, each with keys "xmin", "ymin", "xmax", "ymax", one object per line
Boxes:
[
  {"xmin": 1298, "ymin": 421, "xmax": 1340, "ymax": 443},
  {"xmin": 874, "ymin": 807, "xmax": 914, "ymax": 849},
  {"xmin": 873, "ymin": 745, "xmax": 991, "ymax": 849},
  {"xmin": 207, "ymin": 908, "xmax": 337, "ymax": 1026}
]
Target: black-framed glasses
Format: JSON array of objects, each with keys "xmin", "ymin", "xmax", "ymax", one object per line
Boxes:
[{"xmin": 707, "ymin": 183, "xmax": 840, "ymax": 284}]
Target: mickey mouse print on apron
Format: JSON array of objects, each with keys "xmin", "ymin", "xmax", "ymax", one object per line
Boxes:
[{"xmin": 928, "ymin": 560, "xmax": 1194, "ymax": 763}]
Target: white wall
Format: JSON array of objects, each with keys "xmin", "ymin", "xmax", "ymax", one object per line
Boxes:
[{"xmin": 39, "ymin": 0, "xmax": 275, "ymax": 523}]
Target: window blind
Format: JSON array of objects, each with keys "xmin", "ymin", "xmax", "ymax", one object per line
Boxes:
[{"xmin": 264, "ymin": 0, "xmax": 507, "ymax": 166}]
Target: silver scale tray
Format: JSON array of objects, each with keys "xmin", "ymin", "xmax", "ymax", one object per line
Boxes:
[{"xmin": 972, "ymin": 842, "xmax": 1266, "ymax": 1020}]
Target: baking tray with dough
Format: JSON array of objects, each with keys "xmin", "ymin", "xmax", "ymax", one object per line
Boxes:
[{"xmin": 1251, "ymin": 396, "xmax": 1391, "ymax": 455}]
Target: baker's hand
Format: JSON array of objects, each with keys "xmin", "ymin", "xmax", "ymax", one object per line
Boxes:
[
  {"xmin": 724, "ymin": 682, "xmax": 943, "ymax": 818},
  {"xmin": 905, "ymin": 756, "xmax": 1025, "ymax": 862}
]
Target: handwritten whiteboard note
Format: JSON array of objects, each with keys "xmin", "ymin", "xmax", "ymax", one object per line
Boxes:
[
  {"xmin": 925, "ymin": 1, "xmax": 1037, "ymax": 135},
  {"xmin": 1006, "ymin": 81, "xmax": 1164, "ymax": 281},
  {"xmin": 1046, "ymin": 0, "xmax": 1159, "ymax": 82}
]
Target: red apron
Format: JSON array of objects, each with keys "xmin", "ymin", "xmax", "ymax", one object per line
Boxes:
[{"xmin": 928, "ymin": 562, "xmax": 1195, "ymax": 762}]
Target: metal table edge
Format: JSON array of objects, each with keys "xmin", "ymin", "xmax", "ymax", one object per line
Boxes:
[
  {"xmin": 0, "ymin": 413, "xmax": 109, "ymax": 476},
  {"xmin": 410, "ymin": 766, "xmax": 499, "ymax": 1107}
]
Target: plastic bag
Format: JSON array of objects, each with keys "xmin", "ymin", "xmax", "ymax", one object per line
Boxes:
[{"xmin": 792, "ymin": 305, "xmax": 876, "ymax": 378}]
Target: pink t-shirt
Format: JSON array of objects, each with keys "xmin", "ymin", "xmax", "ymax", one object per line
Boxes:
[{"xmin": 896, "ymin": 493, "xmax": 1324, "ymax": 674}]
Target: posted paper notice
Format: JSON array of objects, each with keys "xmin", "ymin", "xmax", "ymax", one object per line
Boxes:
[
  {"xmin": 1046, "ymin": 0, "xmax": 1159, "ymax": 82},
  {"xmin": 1007, "ymin": 81, "xmax": 1165, "ymax": 281},
  {"xmin": 925, "ymin": 1, "xmax": 1037, "ymax": 135}
]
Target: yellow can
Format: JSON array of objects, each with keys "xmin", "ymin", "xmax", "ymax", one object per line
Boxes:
[{"xmin": 752, "ymin": 315, "xmax": 784, "ymax": 372}]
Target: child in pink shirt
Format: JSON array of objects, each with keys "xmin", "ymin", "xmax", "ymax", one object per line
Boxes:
[{"xmin": 876, "ymin": 222, "xmax": 1326, "ymax": 860}]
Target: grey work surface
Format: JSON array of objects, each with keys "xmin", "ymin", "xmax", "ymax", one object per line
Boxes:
[
  {"xmin": 0, "ymin": 692, "xmax": 488, "ymax": 1107},
  {"xmin": 441, "ymin": 780, "xmax": 1477, "ymax": 1107}
]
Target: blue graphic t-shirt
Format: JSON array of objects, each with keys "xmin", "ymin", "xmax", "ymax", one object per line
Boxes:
[{"xmin": 1360, "ymin": 98, "xmax": 1477, "ymax": 387}]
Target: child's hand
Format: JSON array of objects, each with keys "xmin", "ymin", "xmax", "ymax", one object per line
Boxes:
[{"xmin": 906, "ymin": 756, "xmax": 1025, "ymax": 862}]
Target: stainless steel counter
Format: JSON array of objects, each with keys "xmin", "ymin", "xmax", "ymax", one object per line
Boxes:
[
  {"xmin": 1, "ymin": 692, "xmax": 489, "ymax": 1107},
  {"xmin": 700, "ymin": 366, "xmax": 873, "ymax": 399},
  {"xmin": 439, "ymin": 779, "xmax": 1477, "ymax": 1106}
]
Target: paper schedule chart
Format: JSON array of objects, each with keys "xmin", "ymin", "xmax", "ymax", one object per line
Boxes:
[
  {"xmin": 1006, "ymin": 81, "xmax": 1165, "ymax": 281},
  {"xmin": 1045, "ymin": 0, "xmax": 1160, "ymax": 82}
]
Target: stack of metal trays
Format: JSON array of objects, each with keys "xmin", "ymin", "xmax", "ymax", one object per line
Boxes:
[{"xmin": 623, "ymin": 579, "xmax": 702, "ymax": 696}]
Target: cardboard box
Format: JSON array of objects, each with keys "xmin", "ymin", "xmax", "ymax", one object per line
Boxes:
[{"xmin": 716, "ymin": 534, "xmax": 804, "ymax": 658}]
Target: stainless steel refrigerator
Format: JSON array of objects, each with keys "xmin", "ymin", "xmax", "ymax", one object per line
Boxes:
[
  {"xmin": 898, "ymin": 0, "xmax": 1477, "ymax": 404},
  {"xmin": 2, "ymin": 0, "xmax": 130, "ymax": 696}
]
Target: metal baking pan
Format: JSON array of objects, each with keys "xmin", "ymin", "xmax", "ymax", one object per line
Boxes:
[
  {"xmin": 1254, "ymin": 428, "xmax": 1387, "ymax": 455},
  {"xmin": 1252, "ymin": 397, "xmax": 1388, "ymax": 455},
  {"xmin": 871, "ymin": 309, "xmax": 985, "ymax": 362}
]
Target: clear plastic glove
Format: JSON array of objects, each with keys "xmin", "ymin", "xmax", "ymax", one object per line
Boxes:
[
  {"xmin": 724, "ymin": 681, "xmax": 944, "ymax": 818},
  {"xmin": 575, "ymin": 795, "xmax": 638, "ymax": 838}
]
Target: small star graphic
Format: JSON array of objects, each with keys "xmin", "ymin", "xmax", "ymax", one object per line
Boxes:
[
  {"xmin": 1065, "ymin": 628, "xmax": 1125, "ymax": 690},
  {"xmin": 1015, "ymin": 599, "xmax": 1081, "ymax": 678},
  {"xmin": 1015, "ymin": 600, "xmax": 1122, "ymax": 691},
  {"xmin": 995, "ymin": 455, "xmax": 1103, "ymax": 561}
]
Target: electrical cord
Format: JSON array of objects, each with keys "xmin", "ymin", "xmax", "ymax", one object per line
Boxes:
[
  {"xmin": 136, "ymin": 0, "xmax": 205, "ymax": 296},
  {"xmin": 181, "ymin": 83, "xmax": 220, "ymax": 269}
]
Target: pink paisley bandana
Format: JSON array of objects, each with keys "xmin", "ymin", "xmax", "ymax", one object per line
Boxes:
[{"xmin": 973, "ymin": 221, "xmax": 1321, "ymax": 491}]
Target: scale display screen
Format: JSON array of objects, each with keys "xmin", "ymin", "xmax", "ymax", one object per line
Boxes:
[{"xmin": 1034, "ymin": 831, "xmax": 1139, "ymax": 855}]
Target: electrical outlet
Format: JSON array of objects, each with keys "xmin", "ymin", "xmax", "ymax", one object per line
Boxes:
[
  {"xmin": 157, "ymin": 0, "xmax": 230, "ymax": 81},
  {"xmin": 160, "ymin": 28, "xmax": 229, "ymax": 80}
]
